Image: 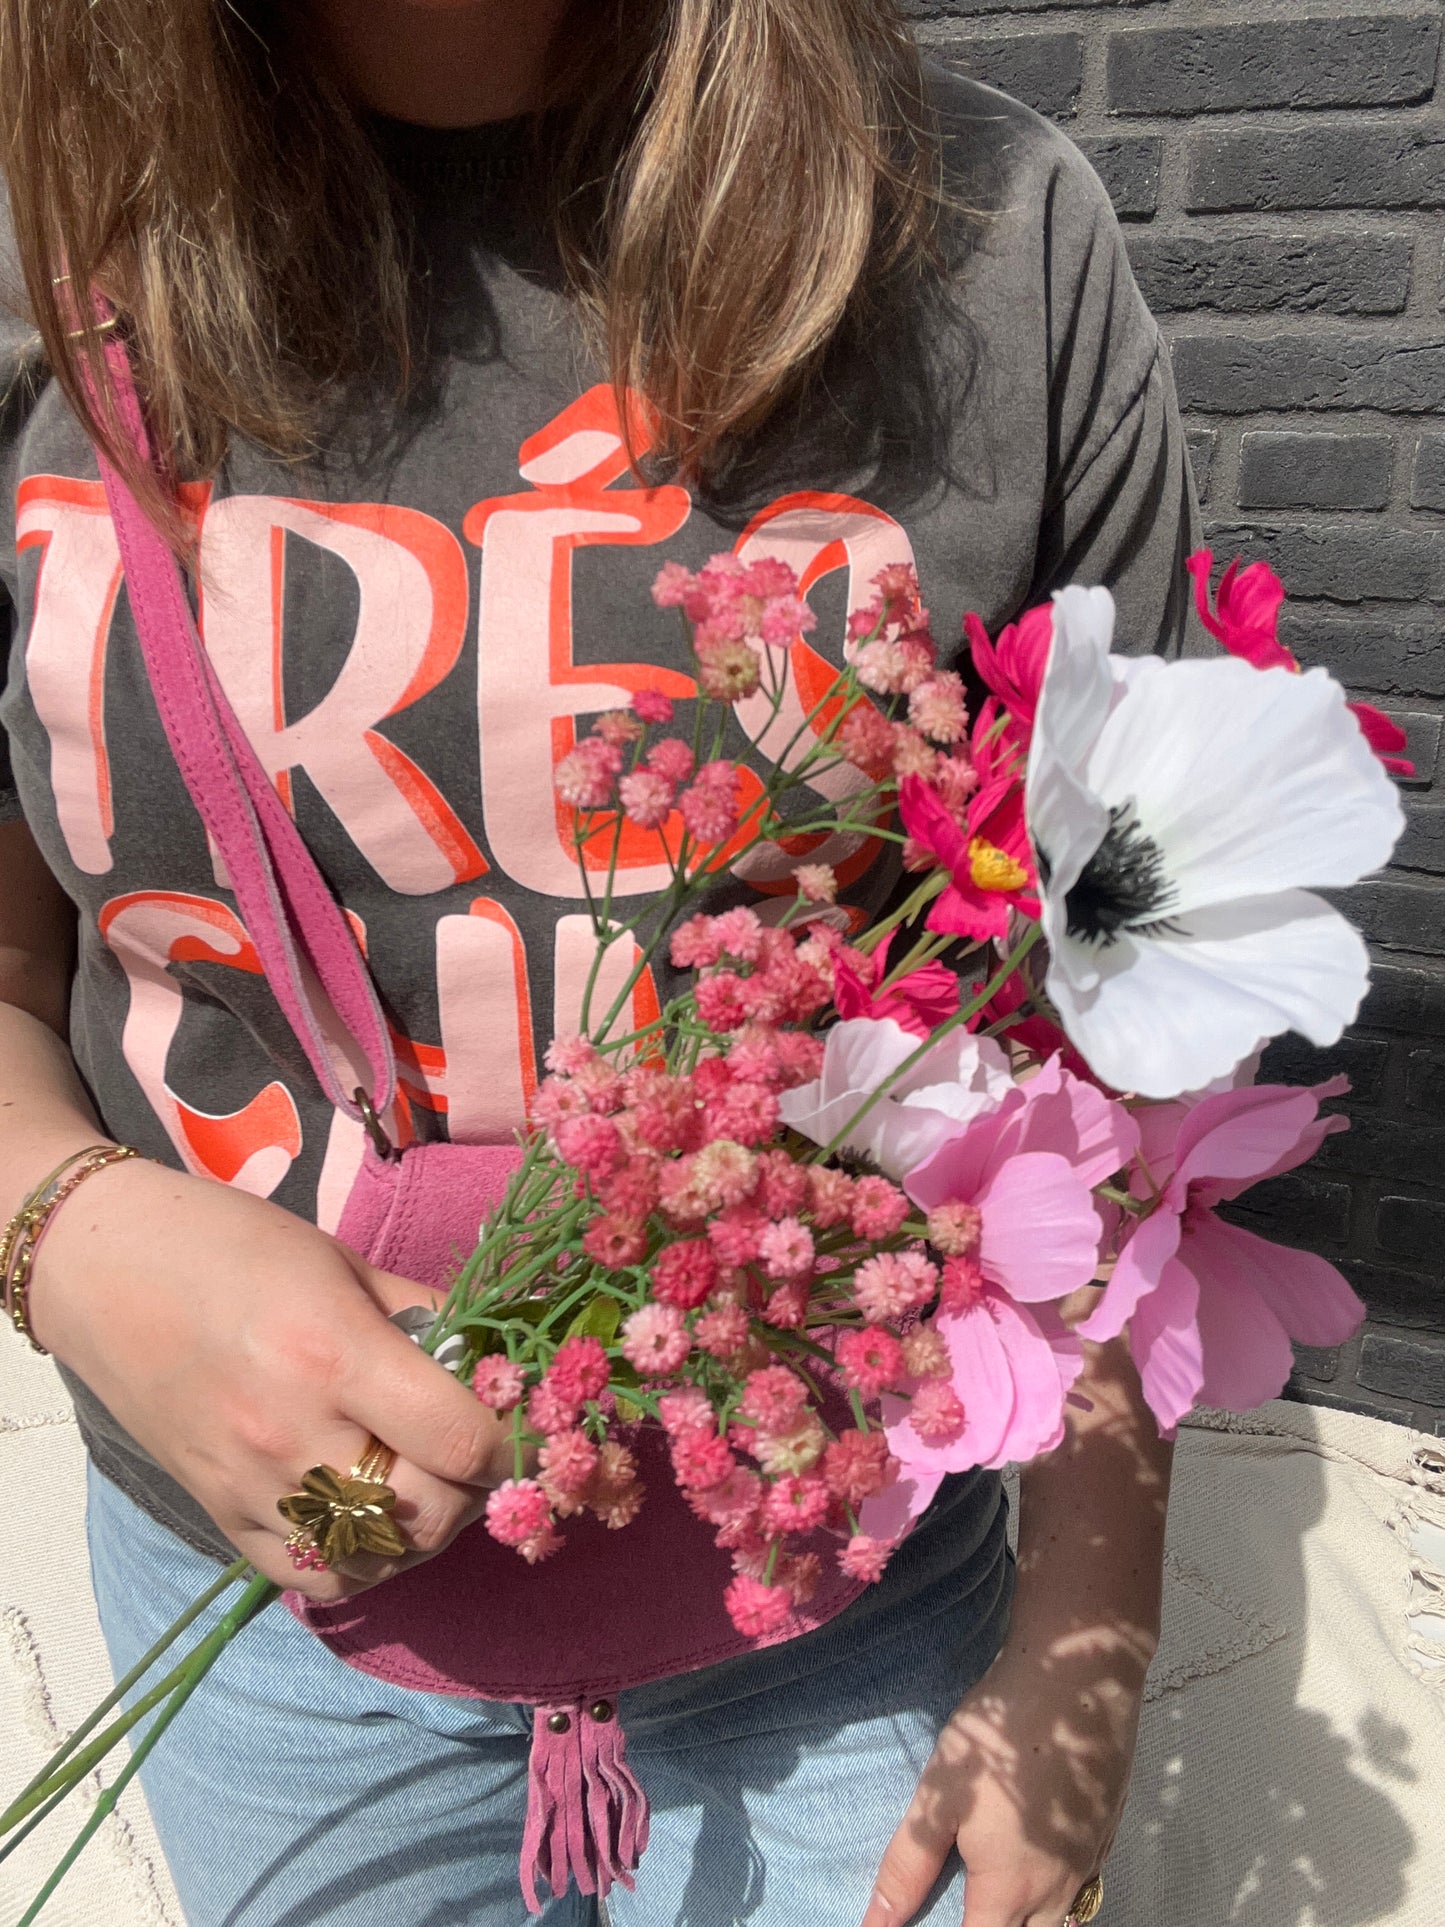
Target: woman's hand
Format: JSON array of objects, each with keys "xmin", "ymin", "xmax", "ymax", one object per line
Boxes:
[
  {"xmin": 865, "ymin": 1321, "xmax": 1173, "ymax": 1926},
  {"xmin": 27, "ymin": 1153, "xmax": 515, "ymax": 1602},
  {"xmin": 862, "ymin": 1616, "xmax": 1153, "ymax": 1926}
]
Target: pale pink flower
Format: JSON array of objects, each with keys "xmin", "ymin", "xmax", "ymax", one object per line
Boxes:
[
  {"xmin": 680, "ymin": 761, "xmax": 743, "ymax": 842},
  {"xmin": 755, "ymin": 1149, "xmax": 809, "ymax": 1220},
  {"xmin": 651, "ymin": 561, "xmax": 694, "ymax": 608},
  {"xmin": 532, "ymin": 1074, "xmax": 591, "ymax": 1133},
  {"xmin": 926, "ymin": 1200, "xmax": 982, "ymax": 1257},
  {"xmin": 850, "ymin": 1174, "xmax": 911, "ymax": 1240},
  {"xmin": 670, "ymin": 1426, "xmax": 735, "ymax": 1492},
  {"xmin": 552, "ymin": 736, "xmax": 622, "ymax": 809},
  {"xmin": 473, "ymin": 1355, "xmax": 526, "ymax": 1412},
  {"xmin": 693, "ymin": 1296, "xmax": 751, "ymax": 1360},
  {"xmin": 539, "ymin": 1427, "xmax": 599, "ymax": 1497},
  {"xmin": 646, "ymin": 736, "xmax": 694, "ymax": 784},
  {"xmin": 726, "ymin": 1025, "xmax": 784, "ymax": 1088},
  {"xmin": 619, "ymin": 767, "xmax": 675, "ymax": 829},
  {"xmin": 837, "ymin": 702, "xmax": 896, "ymax": 772},
  {"xmin": 596, "ymin": 1154, "xmax": 661, "ymax": 1221},
  {"xmin": 822, "ymin": 1429, "xmax": 895, "ymax": 1507},
  {"xmin": 632, "ymin": 687, "xmax": 675, "ymax": 723},
  {"xmin": 485, "ymin": 1478, "xmax": 553, "ymax": 1549},
  {"xmin": 840, "ymin": 1534, "xmax": 896, "ymax": 1583},
  {"xmin": 545, "ymin": 1036, "xmax": 597, "ymax": 1077},
  {"xmin": 703, "ymin": 1079, "xmax": 780, "ymax": 1147},
  {"xmin": 690, "ymin": 1137, "xmax": 759, "ymax": 1209},
  {"xmin": 760, "ymin": 1278, "xmax": 810, "ymax": 1329},
  {"xmin": 707, "ymin": 1202, "xmax": 767, "ymax": 1265},
  {"xmin": 909, "ymin": 672, "xmax": 969, "ymax": 744},
  {"xmin": 758, "ymin": 1217, "xmax": 815, "ymax": 1281},
  {"xmin": 933, "ymin": 749, "xmax": 979, "ymax": 817},
  {"xmin": 806, "ymin": 1164, "xmax": 855, "ymax": 1228},
  {"xmin": 907, "ymin": 1379, "xmax": 966, "ymax": 1443},
  {"xmin": 581, "ymin": 1213, "xmax": 648, "ymax": 1270},
  {"xmin": 794, "ymin": 863, "xmax": 838, "ymax": 904},
  {"xmin": 657, "ymin": 1387, "xmax": 714, "ymax": 1437},
  {"xmin": 696, "ymin": 635, "xmax": 763, "ymax": 702},
  {"xmin": 620, "ymin": 1301, "xmax": 690, "ymax": 1376},
  {"xmin": 1080, "ymin": 1079, "xmax": 1364, "ymax": 1429},
  {"xmin": 760, "ymin": 594, "xmax": 817, "ymax": 646},
  {"xmin": 761, "ymin": 1472, "xmax": 830, "ymax": 1535},
  {"xmin": 755, "ymin": 1414, "xmax": 827, "ymax": 1476},
  {"xmin": 710, "ymin": 906, "xmax": 765, "ymax": 963},
  {"xmin": 738, "ymin": 1364, "xmax": 810, "ymax": 1435},
  {"xmin": 901, "ymin": 1327, "xmax": 950, "ymax": 1379},
  {"xmin": 890, "ymin": 724, "xmax": 938, "ymax": 780},
  {"xmin": 853, "ymin": 1251, "xmax": 937, "ymax": 1324},
  {"xmin": 670, "ymin": 914, "xmax": 724, "ymax": 969},
  {"xmin": 555, "ymin": 1112, "xmax": 625, "ymax": 1183}
]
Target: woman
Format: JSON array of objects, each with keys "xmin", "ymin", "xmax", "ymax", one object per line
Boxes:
[{"xmin": 0, "ymin": 1, "xmax": 1189, "ymax": 1921}]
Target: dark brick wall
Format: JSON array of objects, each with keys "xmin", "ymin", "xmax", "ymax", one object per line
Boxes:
[{"xmin": 910, "ymin": 0, "xmax": 1445, "ymax": 1432}]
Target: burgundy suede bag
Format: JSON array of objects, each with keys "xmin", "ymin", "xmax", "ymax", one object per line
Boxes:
[{"xmin": 88, "ymin": 325, "xmax": 867, "ymax": 1907}]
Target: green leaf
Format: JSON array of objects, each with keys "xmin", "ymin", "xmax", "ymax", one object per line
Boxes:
[
  {"xmin": 566, "ymin": 1295, "xmax": 622, "ymax": 1347},
  {"xmin": 614, "ymin": 1394, "xmax": 645, "ymax": 1423}
]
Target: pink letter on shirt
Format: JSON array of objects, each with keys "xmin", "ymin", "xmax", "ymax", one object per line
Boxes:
[
  {"xmin": 464, "ymin": 388, "xmax": 693, "ymax": 899},
  {"xmin": 98, "ymin": 890, "xmax": 303, "ymax": 1196},
  {"xmin": 18, "ymin": 477, "xmax": 127, "ymax": 874},
  {"xmin": 436, "ymin": 899, "xmax": 539, "ymax": 1142},
  {"xmin": 197, "ymin": 497, "xmax": 483, "ymax": 895}
]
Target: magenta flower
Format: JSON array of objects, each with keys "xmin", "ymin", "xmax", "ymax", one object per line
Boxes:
[
  {"xmin": 831, "ymin": 932, "xmax": 961, "ymax": 1039},
  {"xmin": 964, "ymin": 603, "xmax": 1052, "ymax": 745},
  {"xmin": 1188, "ymin": 547, "xmax": 1413, "ymax": 777},
  {"xmin": 1079, "ymin": 1078, "xmax": 1367, "ymax": 1431},
  {"xmin": 897, "ymin": 772, "xmax": 1039, "ymax": 945}
]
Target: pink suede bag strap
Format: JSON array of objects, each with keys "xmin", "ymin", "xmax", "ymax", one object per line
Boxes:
[{"xmin": 84, "ymin": 322, "xmax": 396, "ymax": 1127}]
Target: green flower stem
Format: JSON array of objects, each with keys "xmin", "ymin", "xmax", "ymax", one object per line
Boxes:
[
  {"xmin": 16, "ymin": 1574, "xmax": 274, "ymax": 1927},
  {"xmin": 854, "ymin": 872, "xmax": 949, "ymax": 956},
  {"xmin": 2, "ymin": 1556, "xmax": 249, "ymax": 1830},
  {"xmin": 816, "ymin": 923, "xmax": 1043, "ymax": 1162},
  {"xmin": 875, "ymin": 928, "xmax": 955, "ymax": 995}
]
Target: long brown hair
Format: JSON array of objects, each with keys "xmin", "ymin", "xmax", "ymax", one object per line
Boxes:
[{"xmin": 0, "ymin": 0, "xmax": 943, "ymax": 525}]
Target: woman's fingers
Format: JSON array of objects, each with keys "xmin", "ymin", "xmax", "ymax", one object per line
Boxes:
[{"xmin": 860, "ymin": 1796, "xmax": 956, "ymax": 1927}]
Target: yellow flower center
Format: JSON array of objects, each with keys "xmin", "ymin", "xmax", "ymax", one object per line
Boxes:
[{"xmin": 967, "ymin": 836, "xmax": 1029, "ymax": 894}]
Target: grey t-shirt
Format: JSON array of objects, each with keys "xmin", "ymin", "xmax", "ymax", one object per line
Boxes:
[{"xmin": 0, "ymin": 72, "xmax": 1200, "ymax": 1560}]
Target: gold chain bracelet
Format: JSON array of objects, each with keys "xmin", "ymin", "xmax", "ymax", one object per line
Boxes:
[{"xmin": 1, "ymin": 1144, "xmax": 143, "ymax": 1353}]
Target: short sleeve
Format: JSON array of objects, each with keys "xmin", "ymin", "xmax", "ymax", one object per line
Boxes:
[{"xmin": 1024, "ymin": 145, "xmax": 1204, "ymax": 656}]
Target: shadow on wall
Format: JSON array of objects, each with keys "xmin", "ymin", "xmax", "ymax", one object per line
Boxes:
[{"xmin": 1103, "ymin": 1405, "xmax": 1423, "ymax": 1927}]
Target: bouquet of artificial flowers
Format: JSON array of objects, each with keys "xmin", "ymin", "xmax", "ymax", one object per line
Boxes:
[{"xmin": 1, "ymin": 545, "xmax": 1405, "ymax": 1918}]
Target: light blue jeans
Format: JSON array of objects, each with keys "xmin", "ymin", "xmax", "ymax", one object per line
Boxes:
[{"xmin": 86, "ymin": 1461, "xmax": 1012, "ymax": 1927}]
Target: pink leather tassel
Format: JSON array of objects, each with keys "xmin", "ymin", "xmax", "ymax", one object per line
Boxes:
[{"xmin": 521, "ymin": 1700, "xmax": 650, "ymax": 1913}]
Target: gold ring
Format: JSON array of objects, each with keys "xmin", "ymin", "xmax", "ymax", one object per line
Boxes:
[
  {"xmin": 277, "ymin": 1435, "xmax": 406, "ymax": 1571},
  {"xmin": 1068, "ymin": 1872, "xmax": 1104, "ymax": 1923}
]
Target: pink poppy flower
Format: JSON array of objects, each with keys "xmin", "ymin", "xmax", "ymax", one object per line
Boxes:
[
  {"xmin": 964, "ymin": 603, "xmax": 1052, "ymax": 745},
  {"xmin": 1079, "ymin": 1078, "xmax": 1367, "ymax": 1431},
  {"xmin": 897, "ymin": 773, "xmax": 1039, "ymax": 946},
  {"xmin": 831, "ymin": 933, "xmax": 961, "ymax": 1039},
  {"xmin": 1188, "ymin": 548, "xmax": 1413, "ymax": 777}
]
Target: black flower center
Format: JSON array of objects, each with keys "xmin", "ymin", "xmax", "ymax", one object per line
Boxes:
[{"xmin": 1060, "ymin": 801, "xmax": 1178, "ymax": 947}]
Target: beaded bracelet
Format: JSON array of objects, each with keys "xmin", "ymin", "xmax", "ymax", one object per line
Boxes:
[{"xmin": 1, "ymin": 1144, "xmax": 142, "ymax": 1353}]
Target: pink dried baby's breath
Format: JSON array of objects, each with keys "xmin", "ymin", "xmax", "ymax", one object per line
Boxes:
[
  {"xmin": 757, "ymin": 1216, "xmax": 815, "ymax": 1282},
  {"xmin": 762, "ymin": 1472, "xmax": 830, "ymax": 1535},
  {"xmin": 539, "ymin": 1427, "xmax": 599, "ymax": 1497},
  {"xmin": 472, "ymin": 1355, "xmax": 526, "ymax": 1413},
  {"xmin": 708, "ymin": 1203, "xmax": 766, "ymax": 1267},
  {"xmin": 693, "ymin": 1295, "xmax": 752, "ymax": 1360},
  {"xmin": 710, "ymin": 906, "xmax": 765, "ymax": 963},
  {"xmin": 695, "ymin": 635, "xmax": 762, "ymax": 703},
  {"xmin": 582, "ymin": 1213, "xmax": 648, "ymax": 1270},
  {"xmin": 761, "ymin": 1278, "xmax": 810, "ymax": 1330},
  {"xmin": 724, "ymin": 1573, "xmax": 793, "ymax": 1638},
  {"xmin": 738, "ymin": 1364, "xmax": 810, "ymax": 1436},
  {"xmin": 755, "ymin": 1148, "xmax": 809, "ymax": 1220},
  {"xmin": 690, "ymin": 1138, "xmax": 759, "ymax": 1210},
  {"xmin": 851, "ymin": 1175, "xmax": 911, "ymax": 1241},
  {"xmin": 836, "ymin": 1326, "xmax": 907, "ymax": 1399},
  {"xmin": 726, "ymin": 1024, "xmax": 783, "ymax": 1088},
  {"xmin": 822, "ymin": 1430, "xmax": 895, "ymax": 1507},
  {"xmin": 755, "ymin": 1414, "xmax": 826, "ymax": 1476},
  {"xmin": 774, "ymin": 1030, "xmax": 825, "ymax": 1088},
  {"xmin": 670, "ymin": 915, "xmax": 723, "ymax": 970},
  {"xmin": 594, "ymin": 709, "xmax": 644, "ymax": 747},
  {"xmin": 652, "ymin": 1238, "xmax": 719, "ymax": 1310},
  {"xmin": 679, "ymin": 761, "xmax": 743, "ymax": 843},
  {"xmin": 908, "ymin": 1379, "xmax": 967, "ymax": 1443},
  {"xmin": 670, "ymin": 1426, "xmax": 735, "ymax": 1492},
  {"xmin": 840, "ymin": 1534, "xmax": 897, "ymax": 1583},
  {"xmin": 646, "ymin": 737, "xmax": 694, "ymax": 785},
  {"xmin": 596, "ymin": 1154, "xmax": 661, "ymax": 1221},
  {"xmin": 485, "ymin": 1478, "xmax": 553, "ymax": 1549},
  {"xmin": 806, "ymin": 1165, "xmax": 855, "ymax": 1228},
  {"xmin": 553, "ymin": 736, "xmax": 622, "ymax": 809},
  {"xmin": 632, "ymin": 687, "xmax": 675, "ymax": 722},
  {"xmin": 794, "ymin": 863, "xmax": 838, "ymax": 904},
  {"xmin": 838, "ymin": 702, "xmax": 896, "ymax": 772},
  {"xmin": 555, "ymin": 1112, "xmax": 625, "ymax": 1182},
  {"xmin": 652, "ymin": 561, "xmax": 694, "ymax": 608},
  {"xmin": 908, "ymin": 672, "xmax": 969, "ymax": 744},
  {"xmin": 548, "ymin": 1334, "xmax": 611, "ymax": 1407},
  {"xmin": 657, "ymin": 1387, "xmax": 713, "ymax": 1437},
  {"xmin": 618, "ymin": 767, "xmax": 675, "ymax": 830},
  {"xmin": 620, "ymin": 1301, "xmax": 690, "ymax": 1376},
  {"xmin": 933, "ymin": 749, "xmax": 979, "ymax": 816},
  {"xmin": 927, "ymin": 1201, "xmax": 983, "ymax": 1257},
  {"xmin": 940, "ymin": 1255, "xmax": 986, "ymax": 1314},
  {"xmin": 702, "ymin": 1079, "xmax": 779, "ymax": 1148},
  {"xmin": 901, "ymin": 1326, "xmax": 951, "ymax": 1380},
  {"xmin": 890, "ymin": 724, "xmax": 938, "ymax": 780},
  {"xmin": 545, "ymin": 1036, "xmax": 597, "ymax": 1077}
]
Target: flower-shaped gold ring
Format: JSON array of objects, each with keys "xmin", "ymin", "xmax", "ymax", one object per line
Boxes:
[{"xmin": 277, "ymin": 1437, "xmax": 406, "ymax": 1571}]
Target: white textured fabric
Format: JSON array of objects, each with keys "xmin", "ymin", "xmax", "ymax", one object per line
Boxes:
[{"xmin": 3, "ymin": 1333, "xmax": 1443, "ymax": 1926}]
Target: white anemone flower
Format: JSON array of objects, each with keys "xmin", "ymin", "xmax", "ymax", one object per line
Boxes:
[
  {"xmin": 1026, "ymin": 587, "xmax": 1404, "ymax": 1100},
  {"xmin": 776, "ymin": 1016, "xmax": 1014, "ymax": 1180}
]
